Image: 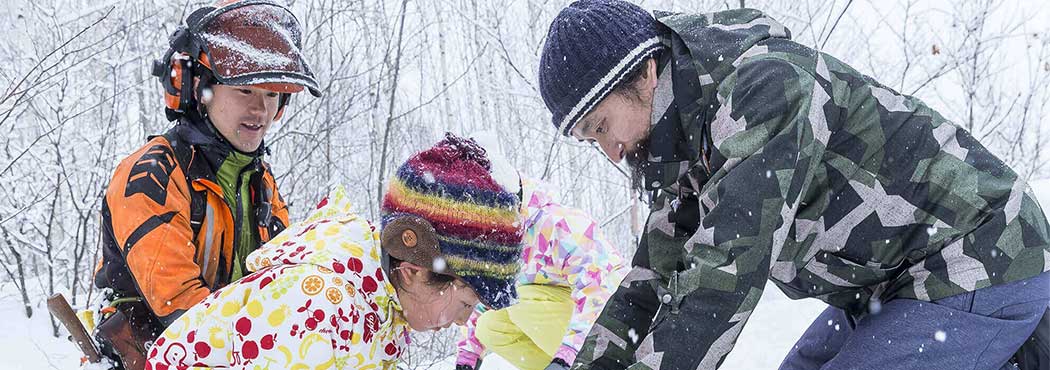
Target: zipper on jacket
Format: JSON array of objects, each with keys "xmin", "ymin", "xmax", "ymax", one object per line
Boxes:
[
  {"xmin": 232, "ymin": 159, "xmax": 263, "ymax": 278},
  {"xmin": 232, "ymin": 165, "xmax": 246, "ymax": 278}
]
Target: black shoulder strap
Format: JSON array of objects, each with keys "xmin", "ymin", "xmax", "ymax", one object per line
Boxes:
[
  {"xmin": 157, "ymin": 130, "xmax": 207, "ymax": 244},
  {"xmin": 249, "ymin": 163, "xmax": 286, "ymax": 242}
]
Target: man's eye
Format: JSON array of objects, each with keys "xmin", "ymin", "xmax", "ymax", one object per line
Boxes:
[
  {"xmin": 238, "ymin": 89, "xmax": 252, "ymax": 94},
  {"xmin": 267, "ymin": 92, "xmax": 279, "ymax": 98},
  {"xmin": 596, "ymin": 124, "xmax": 605, "ymax": 134}
]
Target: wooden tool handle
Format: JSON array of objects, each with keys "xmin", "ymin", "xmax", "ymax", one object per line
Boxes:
[{"xmin": 46, "ymin": 293, "xmax": 101, "ymax": 363}]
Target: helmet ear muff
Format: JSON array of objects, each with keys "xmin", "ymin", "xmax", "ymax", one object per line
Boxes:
[
  {"xmin": 162, "ymin": 58, "xmax": 183, "ymax": 112},
  {"xmin": 153, "ymin": 54, "xmax": 195, "ymax": 122},
  {"xmin": 152, "ymin": 6, "xmax": 216, "ymax": 122}
]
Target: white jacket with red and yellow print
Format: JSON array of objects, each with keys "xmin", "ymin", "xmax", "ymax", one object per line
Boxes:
[{"xmin": 146, "ymin": 188, "xmax": 409, "ymax": 370}]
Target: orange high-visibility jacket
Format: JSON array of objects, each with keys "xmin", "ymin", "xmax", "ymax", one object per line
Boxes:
[{"xmin": 95, "ymin": 122, "xmax": 289, "ymax": 324}]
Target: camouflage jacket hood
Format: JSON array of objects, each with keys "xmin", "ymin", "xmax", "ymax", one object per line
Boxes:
[
  {"xmin": 578, "ymin": 8, "xmax": 1050, "ymax": 370},
  {"xmin": 640, "ymin": 8, "xmax": 790, "ymax": 186},
  {"xmin": 638, "ymin": 9, "xmax": 789, "ymax": 188}
]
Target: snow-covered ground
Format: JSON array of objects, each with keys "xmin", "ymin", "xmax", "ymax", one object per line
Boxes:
[
  {"xmin": 7, "ymin": 179, "xmax": 1050, "ymax": 369},
  {"xmin": 1, "ymin": 285, "xmax": 85, "ymax": 369}
]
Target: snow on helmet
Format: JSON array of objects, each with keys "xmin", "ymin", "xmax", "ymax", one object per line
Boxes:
[{"xmin": 152, "ymin": 0, "xmax": 321, "ymax": 121}]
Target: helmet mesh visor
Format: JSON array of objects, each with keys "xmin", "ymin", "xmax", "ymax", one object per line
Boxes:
[{"xmin": 198, "ymin": 3, "xmax": 317, "ymax": 91}]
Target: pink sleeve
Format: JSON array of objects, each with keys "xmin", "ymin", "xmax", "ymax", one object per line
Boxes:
[
  {"xmin": 455, "ymin": 306, "xmax": 486, "ymax": 367},
  {"xmin": 555, "ymin": 345, "xmax": 580, "ymax": 365},
  {"xmin": 551, "ymin": 213, "xmax": 627, "ymax": 364}
]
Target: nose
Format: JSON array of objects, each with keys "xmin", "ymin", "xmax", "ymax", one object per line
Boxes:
[{"xmin": 246, "ymin": 92, "xmax": 267, "ymax": 115}]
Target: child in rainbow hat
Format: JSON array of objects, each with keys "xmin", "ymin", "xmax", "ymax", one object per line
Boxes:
[{"xmin": 385, "ymin": 132, "xmax": 630, "ymax": 370}]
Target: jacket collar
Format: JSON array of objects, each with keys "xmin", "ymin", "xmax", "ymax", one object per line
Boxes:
[
  {"xmin": 640, "ymin": 9, "xmax": 791, "ymax": 193},
  {"xmin": 639, "ymin": 49, "xmax": 709, "ymax": 192},
  {"xmin": 170, "ymin": 113, "xmax": 267, "ymax": 183}
]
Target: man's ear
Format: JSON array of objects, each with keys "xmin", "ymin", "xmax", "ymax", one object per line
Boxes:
[
  {"xmin": 192, "ymin": 77, "xmax": 207, "ymax": 104},
  {"xmin": 639, "ymin": 58, "xmax": 659, "ymax": 91}
]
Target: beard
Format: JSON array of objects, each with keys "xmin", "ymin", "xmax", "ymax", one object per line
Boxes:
[{"xmin": 623, "ymin": 136, "xmax": 651, "ymax": 191}]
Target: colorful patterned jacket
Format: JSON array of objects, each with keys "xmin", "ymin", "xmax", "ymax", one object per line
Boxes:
[
  {"xmin": 146, "ymin": 188, "xmax": 409, "ymax": 369},
  {"xmin": 456, "ymin": 178, "xmax": 630, "ymax": 366}
]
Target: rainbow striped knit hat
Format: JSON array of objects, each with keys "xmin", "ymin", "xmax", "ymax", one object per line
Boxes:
[{"xmin": 381, "ymin": 133, "xmax": 524, "ymax": 309}]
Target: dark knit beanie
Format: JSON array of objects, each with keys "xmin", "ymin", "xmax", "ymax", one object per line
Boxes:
[
  {"xmin": 381, "ymin": 133, "xmax": 524, "ymax": 309},
  {"xmin": 538, "ymin": 0, "xmax": 665, "ymax": 136}
]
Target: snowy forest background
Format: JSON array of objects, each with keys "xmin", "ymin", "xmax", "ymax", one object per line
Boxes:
[{"xmin": 1, "ymin": 0, "xmax": 1048, "ymax": 368}]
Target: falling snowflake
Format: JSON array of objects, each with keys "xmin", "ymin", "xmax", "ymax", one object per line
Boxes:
[
  {"xmin": 201, "ymin": 87, "xmax": 214, "ymax": 103},
  {"xmin": 869, "ymin": 298, "xmax": 883, "ymax": 315},
  {"xmin": 432, "ymin": 257, "xmax": 447, "ymax": 273},
  {"xmin": 934, "ymin": 330, "xmax": 947, "ymax": 342}
]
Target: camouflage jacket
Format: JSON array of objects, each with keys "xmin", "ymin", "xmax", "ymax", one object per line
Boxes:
[{"xmin": 575, "ymin": 8, "xmax": 1050, "ymax": 370}]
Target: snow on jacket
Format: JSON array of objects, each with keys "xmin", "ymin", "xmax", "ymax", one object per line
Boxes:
[
  {"xmin": 456, "ymin": 178, "xmax": 630, "ymax": 365},
  {"xmin": 146, "ymin": 188, "xmax": 409, "ymax": 370}
]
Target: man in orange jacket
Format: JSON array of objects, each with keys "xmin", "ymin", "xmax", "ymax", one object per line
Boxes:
[{"xmin": 92, "ymin": 1, "xmax": 321, "ymax": 368}]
